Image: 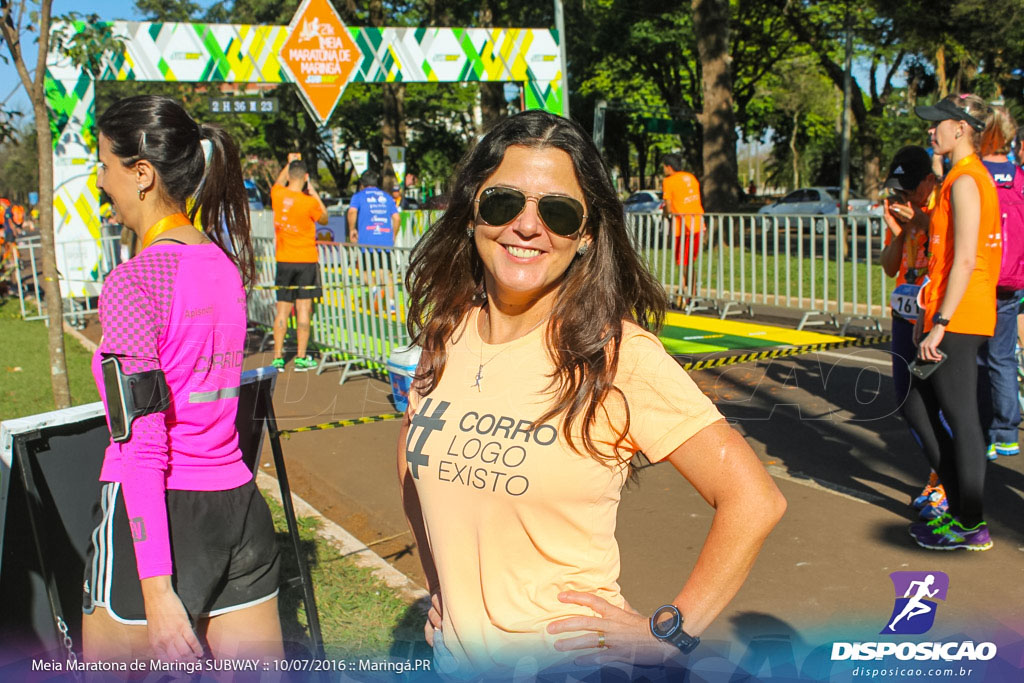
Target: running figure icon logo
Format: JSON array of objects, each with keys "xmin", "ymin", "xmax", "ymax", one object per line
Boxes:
[{"xmin": 881, "ymin": 571, "xmax": 949, "ymax": 635}]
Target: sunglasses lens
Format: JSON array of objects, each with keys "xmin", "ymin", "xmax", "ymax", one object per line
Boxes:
[
  {"xmin": 478, "ymin": 188, "xmax": 526, "ymax": 226},
  {"xmin": 538, "ymin": 196, "xmax": 585, "ymax": 236}
]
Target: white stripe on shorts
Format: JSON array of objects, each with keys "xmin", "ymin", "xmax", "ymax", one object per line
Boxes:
[{"xmin": 89, "ymin": 482, "xmax": 114, "ymax": 606}]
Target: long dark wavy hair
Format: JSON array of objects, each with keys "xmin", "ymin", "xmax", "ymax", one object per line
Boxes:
[
  {"xmin": 406, "ymin": 110, "xmax": 667, "ymax": 469},
  {"xmin": 97, "ymin": 95, "xmax": 255, "ymax": 288}
]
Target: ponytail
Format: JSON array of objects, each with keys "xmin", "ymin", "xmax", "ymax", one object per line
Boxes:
[
  {"xmin": 97, "ymin": 96, "xmax": 256, "ymax": 289},
  {"xmin": 192, "ymin": 123, "xmax": 256, "ymax": 289},
  {"xmin": 980, "ymin": 105, "xmax": 1018, "ymax": 157}
]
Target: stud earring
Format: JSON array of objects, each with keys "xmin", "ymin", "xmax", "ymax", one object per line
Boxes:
[
  {"xmin": 577, "ymin": 243, "xmax": 589, "ymax": 256},
  {"xmin": 467, "ymin": 227, "xmax": 475, "ymax": 238}
]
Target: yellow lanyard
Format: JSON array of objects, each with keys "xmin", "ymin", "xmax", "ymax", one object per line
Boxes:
[{"xmin": 141, "ymin": 212, "xmax": 194, "ymax": 249}]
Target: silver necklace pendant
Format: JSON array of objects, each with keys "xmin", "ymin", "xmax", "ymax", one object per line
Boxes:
[{"xmin": 473, "ymin": 364, "xmax": 484, "ymax": 391}]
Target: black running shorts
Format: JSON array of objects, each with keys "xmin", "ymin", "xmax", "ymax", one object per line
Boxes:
[
  {"xmin": 275, "ymin": 261, "xmax": 321, "ymax": 302},
  {"xmin": 82, "ymin": 479, "xmax": 280, "ymax": 624}
]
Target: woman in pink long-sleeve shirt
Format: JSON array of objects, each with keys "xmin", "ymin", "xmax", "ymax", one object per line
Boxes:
[{"xmin": 82, "ymin": 95, "xmax": 282, "ymax": 664}]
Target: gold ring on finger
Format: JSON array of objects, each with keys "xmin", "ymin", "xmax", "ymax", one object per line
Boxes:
[{"xmin": 597, "ymin": 631, "xmax": 606, "ymax": 648}]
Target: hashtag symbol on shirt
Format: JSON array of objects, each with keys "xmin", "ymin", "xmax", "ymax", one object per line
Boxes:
[{"xmin": 405, "ymin": 398, "xmax": 450, "ymax": 479}]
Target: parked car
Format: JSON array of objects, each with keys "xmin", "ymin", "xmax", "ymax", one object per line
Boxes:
[
  {"xmin": 757, "ymin": 186, "xmax": 882, "ymax": 235},
  {"xmin": 623, "ymin": 190, "xmax": 664, "ymax": 213}
]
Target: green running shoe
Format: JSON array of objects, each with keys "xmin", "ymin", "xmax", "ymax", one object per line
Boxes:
[
  {"xmin": 271, "ymin": 357, "xmax": 285, "ymax": 370},
  {"xmin": 293, "ymin": 356, "xmax": 318, "ymax": 372}
]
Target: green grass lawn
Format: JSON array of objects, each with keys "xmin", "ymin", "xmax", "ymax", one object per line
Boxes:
[
  {"xmin": 0, "ymin": 297, "xmax": 100, "ymax": 422},
  {"xmin": 264, "ymin": 493, "xmax": 427, "ymax": 659}
]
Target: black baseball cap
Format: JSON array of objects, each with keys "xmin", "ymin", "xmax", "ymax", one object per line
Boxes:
[
  {"xmin": 884, "ymin": 146, "xmax": 933, "ymax": 192},
  {"xmin": 914, "ymin": 98, "xmax": 986, "ymax": 132}
]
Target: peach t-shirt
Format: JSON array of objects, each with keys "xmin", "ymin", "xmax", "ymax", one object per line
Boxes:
[{"xmin": 405, "ymin": 306, "xmax": 722, "ymax": 674}]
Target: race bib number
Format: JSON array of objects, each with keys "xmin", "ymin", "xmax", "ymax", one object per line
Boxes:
[{"xmin": 891, "ymin": 283, "xmax": 922, "ymax": 321}]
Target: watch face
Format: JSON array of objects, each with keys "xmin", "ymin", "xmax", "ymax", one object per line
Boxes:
[{"xmin": 651, "ymin": 605, "xmax": 680, "ymax": 639}]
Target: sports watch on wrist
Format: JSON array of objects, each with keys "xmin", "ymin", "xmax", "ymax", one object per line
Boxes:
[
  {"xmin": 932, "ymin": 312, "xmax": 951, "ymax": 327},
  {"xmin": 650, "ymin": 604, "xmax": 700, "ymax": 655}
]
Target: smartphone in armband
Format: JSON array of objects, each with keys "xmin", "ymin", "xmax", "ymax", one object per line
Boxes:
[
  {"xmin": 909, "ymin": 350, "xmax": 948, "ymax": 381},
  {"xmin": 100, "ymin": 355, "xmax": 171, "ymax": 442}
]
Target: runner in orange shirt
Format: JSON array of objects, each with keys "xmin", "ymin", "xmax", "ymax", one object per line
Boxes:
[
  {"xmin": 905, "ymin": 94, "xmax": 1001, "ymax": 552},
  {"xmin": 270, "ymin": 153, "xmax": 329, "ymax": 371},
  {"xmin": 661, "ymin": 154, "xmax": 704, "ymax": 297}
]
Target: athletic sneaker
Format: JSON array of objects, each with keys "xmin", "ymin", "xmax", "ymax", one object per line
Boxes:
[
  {"xmin": 912, "ymin": 471, "xmax": 942, "ymax": 509},
  {"xmin": 293, "ymin": 356, "xmax": 317, "ymax": 372},
  {"xmin": 912, "ymin": 516, "xmax": 993, "ymax": 551},
  {"xmin": 271, "ymin": 357, "xmax": 285, "ymax": 370},
  {"xmin": 918, "ymin": 487, "xmax": 949, "ymax": 521},
  {"xmin": 987, "ymin": 443, "xmax": 998, "ymax": 461},
  {"xmin": 995, "ymin": 442, "xmax": 1019, "ymax": 456},
  {"xmin": 908, "ymin": 511, "xmax": 953, "ymax": 540}
]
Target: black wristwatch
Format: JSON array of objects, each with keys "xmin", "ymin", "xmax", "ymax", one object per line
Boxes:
[
  {"xmin": 650, "ymin": 604, "xmax": 700, "ymax": 654},
  {"xmin": 932, "ymin": 312, "xmax": 951, "ymax": 327}
]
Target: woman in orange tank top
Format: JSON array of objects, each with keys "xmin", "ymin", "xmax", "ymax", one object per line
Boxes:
[{"xmin": 903, "ymin": 94, "xmax": 1001, "ymax": 552}]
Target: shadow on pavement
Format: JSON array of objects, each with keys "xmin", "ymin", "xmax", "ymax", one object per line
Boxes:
[{"xmin": 696, "ymin": 355, "xmax": 1024, "ymax": 548}]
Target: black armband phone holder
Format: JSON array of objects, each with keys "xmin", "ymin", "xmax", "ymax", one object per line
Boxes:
[{"xmin": 100, "ymin": 355, "xmax": 171, "ymax": 443}]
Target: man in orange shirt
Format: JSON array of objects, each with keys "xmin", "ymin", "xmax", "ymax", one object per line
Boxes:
[
  {"xmin": 270, "ymin": 153, "xmax": 329, "ymax": 371},
  {"xmin": 661, "ymin": 154, "xmax": 705, "ymax": 298}
]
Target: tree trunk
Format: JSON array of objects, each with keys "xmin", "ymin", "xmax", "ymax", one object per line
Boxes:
[
  {"xmin": 692, "ymin": 0, "xmax": 739, "ymax": 211},
  {"xmin": 476, "ymin": 1, "xmax": 507, "ymax": 132},
  {"xmin": 33, "ymin": 97, "xmax": 72, "ymax": 408},
  {"xmin": 479, "ymin": 83, "xmax": 507, "ymax": 133},
  {"xmin": 860, "ymin": 126, "xmax": 883, "ymax": 200},
  {"xmin": 635, "ymin": 136, "xmax": 649, "ymax": 190},
  {"xmin": 381, "ymin": 83, "xmax": 406, "ymax": 151},
  {"xmin": 2, "ymin": 0, "xmax": 72, "ymax": 408},
  {"xmin": 789, "ymin": 111, "xmax": 800, "ymax": 189},
  {"xmin": 936, "ymin": 45, "xmax": 947, "ymax": 98}
]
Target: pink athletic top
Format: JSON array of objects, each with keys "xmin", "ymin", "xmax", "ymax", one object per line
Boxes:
[{"xmin": 91, "ymin": 243, "xmax": 252, "ymax": 579}]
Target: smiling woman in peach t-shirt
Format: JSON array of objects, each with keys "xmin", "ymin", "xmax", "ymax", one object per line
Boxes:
[{"xmin": 397, "ymin": 110, "xmax": 786, "ymax": 678}]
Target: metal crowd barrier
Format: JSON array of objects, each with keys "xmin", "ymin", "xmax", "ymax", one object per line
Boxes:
[
  {"xmin": 626, "ymin": 212, "xmax": 888, "ymax": 332},
  {"xmin": 13, "ymin": 234, "xmax": 124, "ymax": 328},
  {"xmin": 250, "ymin": 237, "xmax": 414, "ymax": 383}
]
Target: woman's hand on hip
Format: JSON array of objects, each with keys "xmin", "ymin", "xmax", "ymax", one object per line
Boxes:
[
  {"xmin": 140, "ymin": 578, "xmax": 203, "ymax": 662},
  {"xmin": 547, "ymin": 591, "xmax": 677, "ymax": 666},
  {"xmin": 918, "ymin": 325, "xmax": 946, "ymax": 362},
  {"xmin": 423, "ymin": 591, "xmax": 443, "ymax": 647}
]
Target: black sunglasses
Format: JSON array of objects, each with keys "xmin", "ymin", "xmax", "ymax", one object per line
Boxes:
[{"xmin": 475, "ymin": 186, "xmax": 587, "ymax": 237}]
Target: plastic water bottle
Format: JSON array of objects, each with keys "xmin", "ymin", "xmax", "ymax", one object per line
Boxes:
[{"xmin": 386, "ymin": 344, "xmax": 422, "ymax": 412}]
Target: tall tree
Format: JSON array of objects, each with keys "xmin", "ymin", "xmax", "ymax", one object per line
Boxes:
[
  {"xmin": 571, "ymin": 0, "xmax": 795, "ymax": 202},
  {"xmin": 1, "ymin": 6, "xmax": 123, "ymax": 408}
]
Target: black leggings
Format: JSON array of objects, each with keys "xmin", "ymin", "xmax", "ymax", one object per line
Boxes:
[{"xmin": 901, "ymin": 331, "xmax": 988, "ymax": 527}]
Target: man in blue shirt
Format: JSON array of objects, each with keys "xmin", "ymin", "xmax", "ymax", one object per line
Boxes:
[
  {"xmin": 347, "ymin": 170, "xmax": 400, "ymax": 246},
  {"xmin": 347, "ymin": 170, "xmax": 401, "ymax": 315}
]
